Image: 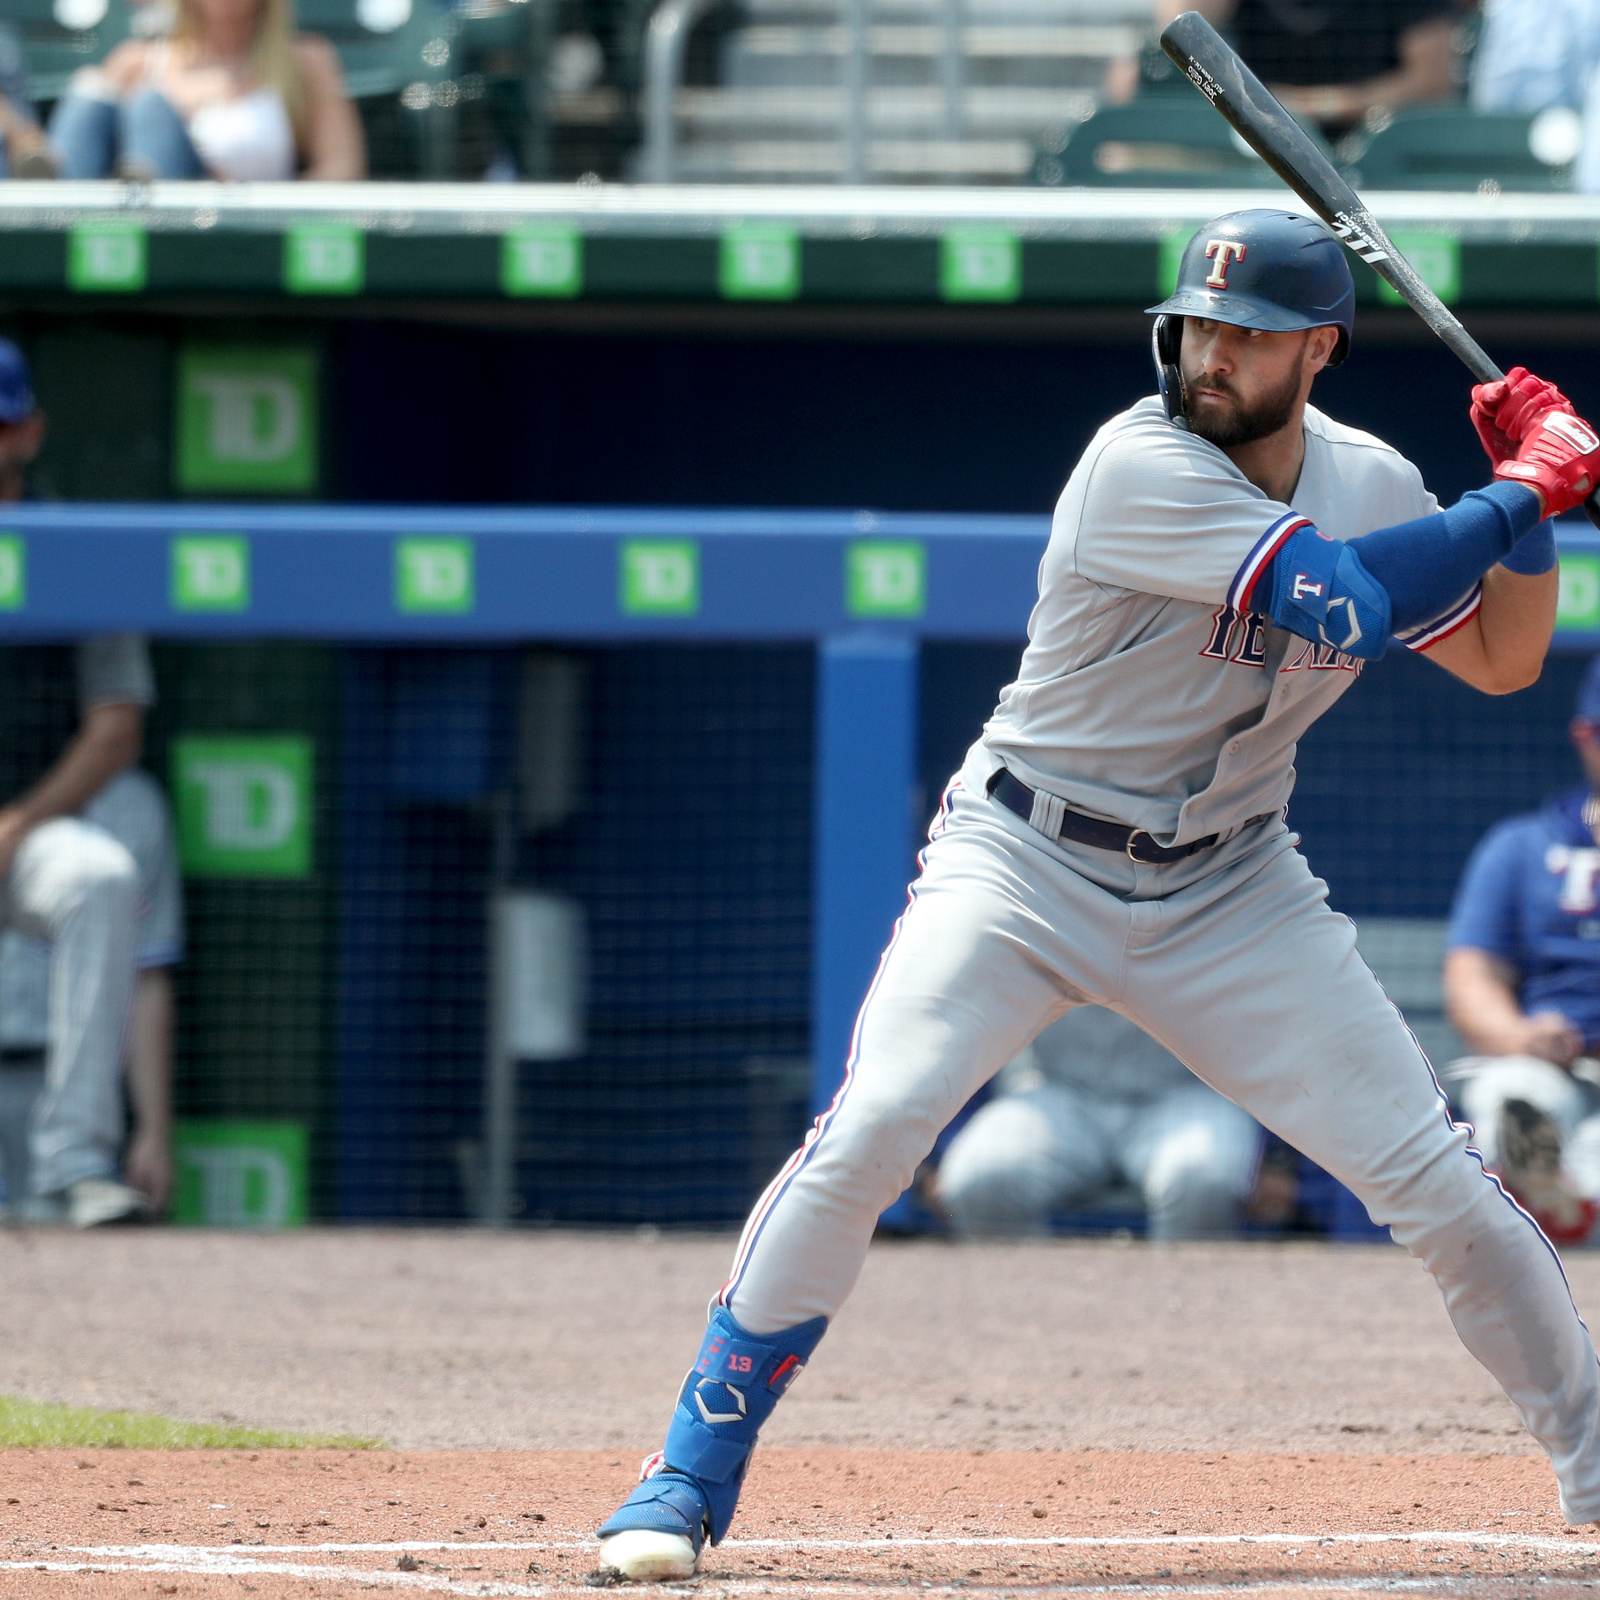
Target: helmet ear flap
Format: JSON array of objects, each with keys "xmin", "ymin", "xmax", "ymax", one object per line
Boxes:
[{"xmin": 1153, "ymin": 315, "xmax": 1187, "ymax": 427}]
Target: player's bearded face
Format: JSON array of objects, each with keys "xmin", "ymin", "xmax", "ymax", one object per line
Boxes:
[{"xmin": 1179, "ymin": 323, "xmax": 1311, "ymax": 448}]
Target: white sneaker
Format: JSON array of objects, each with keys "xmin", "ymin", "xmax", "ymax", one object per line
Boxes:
[
  {"xmin": 64, "ymin": 1178, "xmax": 150, "ymax": 1229},
  {"xmin": 598, "ymin": 1529, "xmax": 699, "ymax": 1581}
]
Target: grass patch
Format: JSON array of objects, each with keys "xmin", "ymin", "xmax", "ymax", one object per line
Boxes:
[{"xmin": 0, "ymin": 1395, "xmax": 381, "ymax": 1450}]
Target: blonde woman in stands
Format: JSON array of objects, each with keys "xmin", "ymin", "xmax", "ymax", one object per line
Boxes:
[{"xmin": 49, "ymin": 0, "xmax": 364, "ymax": 180}]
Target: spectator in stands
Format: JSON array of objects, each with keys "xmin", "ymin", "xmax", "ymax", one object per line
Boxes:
[
  {"xmin": 1470, "ymin": 0, "xmax": 1600, "ymax": 115},
  {"xmin": 1111, "ymin": 0, "xmax": 1460, "ymax": 133},
  {"xmin": 1441, "ymin": 655, "xmax": 1600, "ymax": 1249},
  {"xmin": 0, "ymin": 23, "xmax": 57, "ymax": 178},
  {"xmin": 48, "ymin": 0, "xmax": 365, "ymax": 181},
  {"xmin": 0, "ymin": 340, "xmax": 183, "ymax": 1228},
  {"xmin": 933, "ymin": 1006, "xmax": 1262, "ymax": 1239}
]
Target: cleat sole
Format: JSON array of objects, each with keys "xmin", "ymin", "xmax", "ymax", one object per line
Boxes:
[{"xmin": 599, "ymin": 1529, "xmax": 699, "ymax": 1581}]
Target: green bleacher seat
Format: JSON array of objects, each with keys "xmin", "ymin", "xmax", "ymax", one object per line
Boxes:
[
  {"xmin": 1344, "ymin": 107, "xmax": 1575, "ymax": 192},
  {"xmin": 1043, "ymin": 96, "xmax": 1339, "ymax": 189},
  {"xmin": 13, "ymin": 0, "xmax": 131, "ymax": 105},
  {"xmin": 294, "ymin": 0, "xmax": 439, "ymax": 103}
]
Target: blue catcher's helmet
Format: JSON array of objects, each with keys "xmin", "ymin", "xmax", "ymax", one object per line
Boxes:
[{"xmin": 1146, "ymin": 209, "xmax": 1356, "ymax": 422}]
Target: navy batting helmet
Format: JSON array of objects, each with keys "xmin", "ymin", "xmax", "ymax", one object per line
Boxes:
[
  {"xmin": 1145, "ymin": 209, "xmax": 1355, "ymax": 424},
  {"xmin": 1149, "ymin": 209, "xmax": 1354, "ymax": 355}
]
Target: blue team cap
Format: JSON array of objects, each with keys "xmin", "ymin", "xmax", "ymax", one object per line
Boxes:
[
  {"xmin": 0, "ymin": 340, "xmax": 35, "ymax": 425},
  {"xmin": 1577, "ymin": 655, "xmax": 1600, "ymax": 723}
]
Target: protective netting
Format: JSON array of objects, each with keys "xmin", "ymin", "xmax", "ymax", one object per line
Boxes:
[
  {"xmin": 0, "ymin": 637, "xmax": 1590, "ymax": 1227},
  {"xmin": 153, "ymin": 640, "xmax": 813, "ymax": 1227}
]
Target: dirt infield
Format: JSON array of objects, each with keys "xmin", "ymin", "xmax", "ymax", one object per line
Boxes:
[
  {"xmin": 0, "ymin": 1231, "xmax": 1578, "ymax": 1451},
  {"xmin": 6, "ymin": 1231, "xmax": 1600, "ymax": 1595},
  {"xmin": 0, "ymin": 1448, "xmax": 1595, "ymax": 1598}
]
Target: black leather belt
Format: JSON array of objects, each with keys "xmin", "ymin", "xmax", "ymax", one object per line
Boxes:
[{"xmin": 988, "ymin": 768, "xmax": 1260, "ymax": 865}]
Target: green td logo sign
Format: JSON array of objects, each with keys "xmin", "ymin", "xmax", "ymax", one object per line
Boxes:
[
  {"xmin": 720, "ymin": 227, "xmax": 800, "ymax": 300},
  {"xmin": 284, "ymin": 223, "xmax": 364, "ymax": 295},
  {"xmin": 171, "ymin": 536, "xmax": 249, "ymax": 612},
  {"xmin": 1381, "ymin": 232, "xmax": 1459, "ymax": 306},
  {"xmin": 173, "ymin": 736, "xmax": 313, "ymax": 878},
  {"xmin": 940, "ymin": 230, "xmax": 1020, "ymax": 302},
  {"xmin": 1559, "ymin": 553, "xmax": 1600, "ymax": 631},
  {"xmin": 176, "ymin": 347, "xmax": 318, "ymax": 493},
  {"xmin": 502, "ymin": 225, "xmax": 583, "ymax": 297},
  {"xmin": 621, "ymin": 540, "xmax": 699, "ymax": 616},
  {"xmin": 173, "ymin": 1120, "xmax": 308, "ymax": 1228},
  {"xmin": 0, "ymin": 534, "xmax": 25, "ymax": 610},
  {"xmin": 847, "ymin": 540, "xmax": 926, "ymax": 617},
  {"xmin": 396, "ymin": 537, "xmax": 474, "ymax": 613},
  {"xmin": 68, "ymin": 222, "xmax": 147, "ymax": 293}
]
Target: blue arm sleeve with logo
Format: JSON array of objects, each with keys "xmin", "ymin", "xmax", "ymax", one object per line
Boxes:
[
  {"xmin": 1244, "ymin": 482, "xmax": 1544, "ymax": 660},
  {"xmin": 1447, "ymin": 821, "xmax": 1526, "ymax": 965}
]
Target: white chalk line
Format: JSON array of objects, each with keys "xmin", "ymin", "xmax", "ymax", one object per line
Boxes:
[
  {"xmin": 0, "ymin": 1557, "xmax": 535, "ymax": 1595},
  {"xmin": 0, "ymin": 1529, "xmax": 1595, "ymax": 1594},
  {"xmin": 0, "ymin": 1564, "xmax": 1584, "ymax": 1600}
]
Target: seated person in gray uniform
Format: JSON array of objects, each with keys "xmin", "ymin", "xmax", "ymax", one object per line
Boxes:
[
  {"xmin": 0, "ymin": 341, "xmax": 178, "ymax": 1228},
  {"xmin": 0, "ymin": 768, "xmax": 183, "ymax": 1223},
  {"xmin": 935, "ymin": 1006, "xmax": 1260, "ymax": 1239}
]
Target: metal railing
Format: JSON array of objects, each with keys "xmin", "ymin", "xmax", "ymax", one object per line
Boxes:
[
  {"xmin": 641, "ymin": 0, "xmax": 968, "ymax": 183},
  {"xmin": 642, "ymin": 0, "xmax": 722, "ymax": 182}
]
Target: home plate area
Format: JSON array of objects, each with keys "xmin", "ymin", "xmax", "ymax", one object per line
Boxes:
[{"xmin": 3, "ymin": 1450, "xmax": 1600, "ymax": 1598}]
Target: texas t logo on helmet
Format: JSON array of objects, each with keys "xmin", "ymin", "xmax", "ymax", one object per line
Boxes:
[{"xmin": 1204, "ymin": 239, "xmax": 1247, "ymax": 289}]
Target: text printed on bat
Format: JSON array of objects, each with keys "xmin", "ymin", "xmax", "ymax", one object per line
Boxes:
[
  {"xmin": 1184, "ymin": 61, "xmax": 1222, "ymax": 102},
  {"xmin": 1330, "ymin": 212, "xmax": 1390, "ymax": 265}
]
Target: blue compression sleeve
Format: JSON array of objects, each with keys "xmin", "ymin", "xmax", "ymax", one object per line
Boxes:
[
  {"xmin": 1345, "ymin": 481, "xmax": 1542, "ymax": 631},
  {"xmin": 1243, "ymin": 482, "xmax": 1543, "ymax": 659},
  {"xmin": 1501, "ymin": 521, "xmax": 1558, "ymax": 575}
]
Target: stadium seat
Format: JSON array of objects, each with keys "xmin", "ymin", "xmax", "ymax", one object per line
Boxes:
[
  {"xmin": 295, "ymin": 0, "xmax": 440, "ymax": 103},
  {"xmin": 15, "ymin": 0, "xmax": 132, "ymax": 106},
  {"xmin": 302, "ymin": 0, "xmax": 554, "ymax": 179},
  {"xmin": 1344, "ymin": 107, "xmax": 1578, "ymax": 193},
  {"xmin": 1040, "ymin": 95, "xmax": 1338, "ymax": 188}
]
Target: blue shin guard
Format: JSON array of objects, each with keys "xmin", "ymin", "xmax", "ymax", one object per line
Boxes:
[{"xmin": 598, "ymin": 1306, "xmax": 828, "ymax": 1550}]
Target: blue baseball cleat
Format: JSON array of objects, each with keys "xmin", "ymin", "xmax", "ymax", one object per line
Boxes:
[
  {"xmin": 597, "ymin": 1307, "xmax": 828, "ymax": 1580},
  {"xmin": 597, "ymin": 1459, "xmax": 710, "ymax": 1580}
]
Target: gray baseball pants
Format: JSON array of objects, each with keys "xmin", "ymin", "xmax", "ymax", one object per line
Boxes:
[
  {"xmin": 720, "ymin": 770, "xmax": 1600, "ymax": 1523},
  {"xmin": 0, "ymin": 801, "xmax": 138, "ymax": 1196}
]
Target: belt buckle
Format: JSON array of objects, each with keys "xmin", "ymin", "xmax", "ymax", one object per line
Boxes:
[{"xmin": 1126, "ymin": 829, "xmax": 1159, "ymax": 863}]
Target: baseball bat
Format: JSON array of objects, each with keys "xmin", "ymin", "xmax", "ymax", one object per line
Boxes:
[{"xmin": 1158, "ymin": 9, "xmax": 1600, "ymax": 531}]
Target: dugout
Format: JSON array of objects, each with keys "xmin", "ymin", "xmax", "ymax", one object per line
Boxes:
[{"xmin": 5, "ymin": 182, "xmax": 1600, "ymax": 1230}]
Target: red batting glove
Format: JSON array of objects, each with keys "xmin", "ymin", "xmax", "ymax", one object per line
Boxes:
[
  {"xmin": 1471, "ymin": 366, "xmax": 1575, "ymax": 466},
  {"xmin": 1495, "ymin": 407, "xmax": 1600, "ymax": 518}
]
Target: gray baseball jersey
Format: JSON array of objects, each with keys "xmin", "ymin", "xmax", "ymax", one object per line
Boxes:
[{"xmin": 982, "ymin": 397, "xmax": 1454, "ymax": 845}]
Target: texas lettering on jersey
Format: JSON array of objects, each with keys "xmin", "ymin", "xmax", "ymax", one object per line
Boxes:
[
  {"xmin": 1198, "ymin": 604, "xmax": 1363, "ymax": 674},
  {"xmin": 1199, "ymin": 604, "xmax": 1267, "ymax": 666}
]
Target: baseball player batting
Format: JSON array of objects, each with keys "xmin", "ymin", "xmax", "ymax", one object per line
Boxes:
[{"xmin": 597, "ymin": 208, "xmax": 1600, "ymax": 1579}]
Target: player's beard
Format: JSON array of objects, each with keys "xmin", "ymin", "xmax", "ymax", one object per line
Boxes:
[{"xmin": 1180, "ymin": 357, "xmax": 1304, "ymax": 448}]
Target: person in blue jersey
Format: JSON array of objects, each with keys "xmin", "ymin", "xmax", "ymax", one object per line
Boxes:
[{"xmin": 1445, "ymin": 657, "xmax": 1600, "ymax": 1245}]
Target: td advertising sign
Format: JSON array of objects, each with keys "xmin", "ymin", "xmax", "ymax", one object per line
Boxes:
[
  {"xmin": 173, "ymin": 736, "xmax": 314, "ymax": 878},
  {"xmin": 176, "ymin": 346, "xmax": 319, "ymax": 494}
]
